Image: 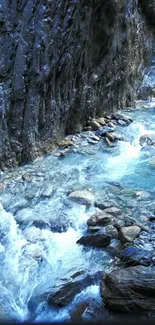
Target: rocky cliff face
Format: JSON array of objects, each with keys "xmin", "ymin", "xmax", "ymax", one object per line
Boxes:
[{"xmin": 0, "ymin": 0, "xmax": 154, "ymax": 169}]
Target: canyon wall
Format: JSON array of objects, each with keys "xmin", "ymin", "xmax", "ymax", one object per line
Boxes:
[{"xmin": 0, "ymin": 0, "xmax": 154, "ymax": 169}]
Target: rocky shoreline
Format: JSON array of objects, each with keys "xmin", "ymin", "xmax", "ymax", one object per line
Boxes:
[{"xmin": 53, "ymin": 110, "xmax": 155, "ymax": 315}]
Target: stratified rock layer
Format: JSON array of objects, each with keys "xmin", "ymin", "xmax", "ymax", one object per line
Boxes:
[{"xmin": 0, "ymin": 0, "xmax": 153, "ymax": 169}]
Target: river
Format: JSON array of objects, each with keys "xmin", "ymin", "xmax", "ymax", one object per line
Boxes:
[{"xmin": 0, "ymin": 60, "xmax": 155, "ymax": 322}]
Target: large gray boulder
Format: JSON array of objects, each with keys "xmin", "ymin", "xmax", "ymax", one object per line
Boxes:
[
  {"xmin": 101, "ymin": 266, "xmax": 155, "ymax": 312},
  {"xmin": 139, "ymin": 133, "xmax": 155, "ymax": 147},
  {"xmin": 68, "ymin": 190, "xmax": 94, "ymax": 206},
  {"xmin": 87, "ymin": 211, "xmax": 114, "ymax": 227},
  {"xmin": 119, "ymin": 226, "xmax": 141, "ymax": 243},
  {"xmin": 77, "ymin": 233, "xmax": 111, "ymax": 248}
]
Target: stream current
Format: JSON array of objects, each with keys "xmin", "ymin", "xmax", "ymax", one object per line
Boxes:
[{"xmin": 0, "ymin": 61, "xmax": 155, "ymax": 322}]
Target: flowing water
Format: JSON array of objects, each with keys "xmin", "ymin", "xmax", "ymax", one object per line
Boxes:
[{"xmin": 0, "ymin": 61, "xmax": 155, "ymax": 322}]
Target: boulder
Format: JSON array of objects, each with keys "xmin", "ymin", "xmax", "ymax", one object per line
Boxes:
[
  {"xmin": 87, "ymin": 119, "xmax": 102, "ymax": 131},
  {"xmin": 88, "ymin": 225, "xmax": 118, "ymax": 238},
  {"xmin": 121, "ymin": 246, "xmax": 152, "ymax": 266},
  {"xmin": 105, "ymin": 137, "xmax": 116, "ymax": 147},
  {"xmin": 111, "ymin": 113, "xmax": 133, "ymax": 124},
  {"xmin": 105, "ymin": 133, "xmax": 124, "ymax": 142},
  {"xmin": 48, "ymin": 271, "xmax": 102, "ymax": 306},
  {"xmin": 101, "ymin": 266, "xmax": 155, "ymax": 312},
  {"xmin": 88, "ymin": 135, "xmax": 101, "ymax": 142},
  {"xmin": 103, "ymin": 207, "xmax": 122, "ymax": 217},
  {"xmin": 77, "ymin": 233, "xmax": 111, "ymax": 248},
  {"xmin": 96, "ymin": 117, "xmax": 106, "ymax": 126},
  {"xmin": 68, "ymin": 190, "xmax": 94, "ymax": 206},
  {"xmin": 119, "ymin": 226, "xmax": 141, "ymax": 243},
  {"xmin": 87, "ymin": 212, "xmax": 114, "ymax": 227},
  {"xmin": 94, "ymin": 200, "xmax": 114, "ymax": 210},
  {"xmin": 139, "ymin": 134, "xmax": 155, "ymax": 146}
]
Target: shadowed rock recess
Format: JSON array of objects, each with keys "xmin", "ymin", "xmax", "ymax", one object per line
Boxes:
[{"xmin": 0, "ymin": 0, "xmax": 154, "ymax": 169}]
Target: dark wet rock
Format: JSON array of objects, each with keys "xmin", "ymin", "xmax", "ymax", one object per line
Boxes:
[
  {"xmin": 88, "ymin": 226, "xmax": 103, "ymax": 232},
  {"xmin": 68, "ymin": 190, "xmax": 94, "ymax": 206},
  {"xmin": 87, "ymin": 211, "xmax": 114, "ymax": 227},
  {"xmin": 121, "ymin": 246, "xmax": 152, "ymax": 266},
  {"xmin": 94, "ymin": 200, "xmax": 114, "ymax": 210},
  {"xmin": 101, "ymin": 266, "xmax": 155, "ymax": 312},
  {"xmin": 48, "ymin": 271, "xmax": 102, "ymax": 307},
  {"xmin": 119, "ymin": 226, "xmax": 141, "ymax": 244},
  {"xmin": 77, "ymin": 233, "xmax": 111, "ymax": 248},
  {"xmin": 88, "ymin": 224, "xmax": 118, "ymax": 238},
  {"xmin": 111, "ymin": 113, "xmax": 133, "ymax": 125}
]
